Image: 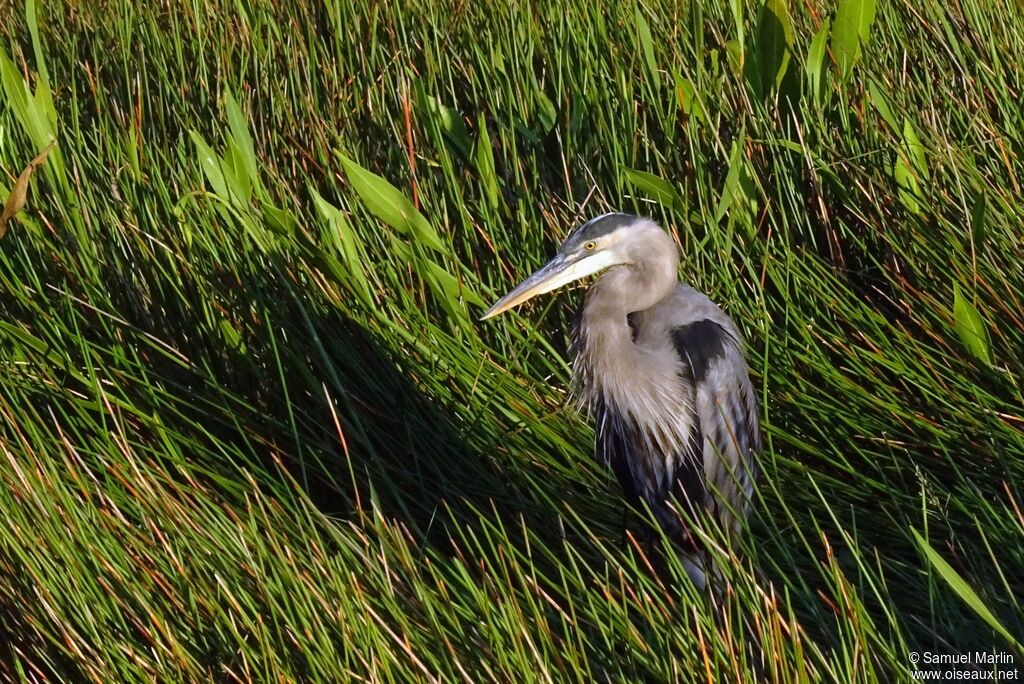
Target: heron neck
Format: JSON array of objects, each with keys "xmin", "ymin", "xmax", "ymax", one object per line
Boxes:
[
  {"xmin": 582, "ymin": 244, "xmax": 678, "ymax": 323},
  {"xmin": 575, "ymin": 249, "xmax": 678, "ymax": 395}
]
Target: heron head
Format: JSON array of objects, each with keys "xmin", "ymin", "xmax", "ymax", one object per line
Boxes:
[{"xmin": 481, "ymin": 213, "xmax": 647, "ymax": 320}]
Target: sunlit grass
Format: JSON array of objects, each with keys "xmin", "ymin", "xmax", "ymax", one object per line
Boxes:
[{"xmin": 1, "ymin": 0, "xmax": 1021, "ymax": 680}]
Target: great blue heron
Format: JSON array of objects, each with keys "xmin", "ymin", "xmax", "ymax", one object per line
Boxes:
[{"xmin": 482, "ymin": 213, "xmax": 760, "ymax": 587}]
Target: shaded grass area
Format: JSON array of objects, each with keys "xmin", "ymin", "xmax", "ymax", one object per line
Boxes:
[{"xmin": 1, "ymin": 0, "xmax": 1022, "ymax": 680}]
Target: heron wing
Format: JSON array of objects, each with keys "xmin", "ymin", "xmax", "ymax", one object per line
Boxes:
[{"xmin": 671, "ymin": 319, "xmax": 760, "ymax": 532}]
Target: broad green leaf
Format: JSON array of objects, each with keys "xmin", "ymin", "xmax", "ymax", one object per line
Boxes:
[
  {"xmin": 127, "ymin": 120, "xmax": 142, "ymax": 182},
  {"xmin": 534, "ymin": 89, "xmax": 556, "ymax": 133},
  {"xmin": 26, "ymin": 0, "xmax": 47, "ymax": 83},
  {"xmin": 831, "ymin": 0, "xmax": 877, "ymax": 81},
  {"xmin": 635, "ymin": 8, "xmax": 659, "ymax": 87},
  {"xmin": 309, "ymin": 184, "xmax": 374, "ymax": 304},
  {"xmin": 912, "ymin": 528, "xmax": 1017, "ymax": 648},
  {"xmin": 0, "ymin": 47, "xmax": 56, "ymax": 158},
  {"xmin": 424, "ymin": 258, "xmax": 486, "ymax": 308},
  {"xmin": 893, "ymin": 155, "xmax": 921, "ymax": 216},
  {"xmin": 724, "ymin": 39, "xmax": 743, "ymax": 75},
  {"xmin": 867, "ymin": 80, "xmax": 898, "ymax": 133},
  {"xmin": 903, "ymin": 119, "xmax": 929, "ymax": 180},
  {"xmin": 225, "ymin": 89, "xmax": 263, "ymax": 199},
  {"xmin": 769, "ymin": 138, "xmax": 805, "ymax": 155},
  {"xmin": 491, "ymin": 44, "xmax": 506, "ymax": 74},
  {"xmin": 190, "ymin": 130, "xmax": 230, "ymax": 200},
  {"xmin": 336, "ymin": 151, "xmax": 446, "ymax": 252},
  {"xmin": 387, "ymin": 234, "xmax": 479, "ymax": 324},
  {"xmin": 806, "ymin": 20, "xmax": 831, "ymax": 106},
  {"xmin": 952, "ymin": 282, "xmax": 992, "ymax": 364},
  {"xmin": 673, "ymin": 73, "xmax": 706, "ymax": 123},
  {"xmin": 219, "ymin": 318, "xmax": 246, "ymax": 353},
  {"xmin": 261, "ymin": 203, "xmax": 296, "ymax": 237},
  {"xmin": 32, "ymin": 71, "xmax": 57, "ymax": 136},
  {"xmin": 745, "ymin": 0, "xmax": 794, "ymax": 100},
  {"xmin": 26, "ymin": 0, "xmax": 56, "ymax": 130},
  {"xmin": 223, "ymin": 138, "xmax": 253, "ymax": 205},
  {"xmin": 475, "ymin": 114, "xmax": 500, "ymax": 210},
  {"xmin": 622, "ymin": 167, "xmax": 681, "ymax": 210},
  {"xmin": 420, "ymin": 94, "xmax": 472, "ymax": 159},
  {"xmin": 728, "ymin": 0, "xmax": 746, "ymax": 61},
  {"xmin": 0, "ymin": 50, "xmax": 31, "ymax": 129},
  {"xmin": 714, "ymin": 137, "xmax": 750, "ymax": 223}
]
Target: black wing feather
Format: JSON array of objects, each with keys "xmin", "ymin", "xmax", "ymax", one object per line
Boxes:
[
  {"xmin": 671, "ymin": 319, "xmax": 731, "ymax": 385},
  {"xmin": 673, "ymin": 319, "xmax": 759, "ymax": 527}
]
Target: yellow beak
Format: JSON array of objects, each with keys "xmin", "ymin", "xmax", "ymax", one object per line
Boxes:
[{"xmin": 481, "ymin": 249, "xmax": 621, "ymax": 320}]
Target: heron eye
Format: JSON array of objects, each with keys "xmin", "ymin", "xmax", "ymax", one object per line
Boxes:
[{"xmin": 584, "ymin": 241, "xmax": 597, "ymax": 251}]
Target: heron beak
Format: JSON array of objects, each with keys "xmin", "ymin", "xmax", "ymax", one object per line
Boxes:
[{"xmin": 480, "ymin": 250, "xmax": 620, "ymax": 320}]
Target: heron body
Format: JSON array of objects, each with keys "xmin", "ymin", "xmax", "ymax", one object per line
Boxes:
[{"xmin": 483, "ymin": 213, "xmax": 760, "ymax": 585}]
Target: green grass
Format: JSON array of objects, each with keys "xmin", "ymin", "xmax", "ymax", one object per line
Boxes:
[{"xmin": 1, "ymin": 0, "xmax": 1022, "ymax": 680}]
